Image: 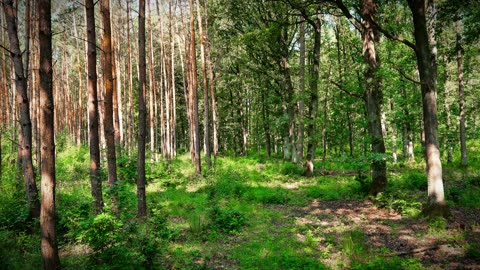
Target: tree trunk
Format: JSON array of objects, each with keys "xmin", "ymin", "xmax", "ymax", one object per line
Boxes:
[
  {"xmin": 85, "ymin": 0, "xmax": 103, "ymax": 214},
  {"xmin": 407, "ymin": 0, "xmax": 447, "ymax": 216},
  {"xmin": 361, "ymin": 0, "xmax": 387, "ymax": 196},
  {"xmin": 38, "ymin": 0, "xmax": 61, "ymax": 267},
  {"xmin": 3, "ymin": 0, "xmax": 41, "ymax": 219},
  {"xmin": 390, "ymin": 100, "xmax": 397, "ymax": 164},
  {"xmin": 189, "ymin": 0, "xmax": 201, "ymax": 175},
  {"xmin": 297, "ymin": 22, "xmax": 305, "ymax": 160},
  {"xmin": 101, "ymin": 0, "xmax": 118, "ymax": 211},
  {"xmin": 196, "ymin": 0, "xmax": 211, "ymax": 169},
  {"xmin": 137, "ymin": 0, "xmax": 147, "ymax": 218},
  {"xmin": 443, "ymin": 61, "xmax": 453, "ymax": 163},
  {"xmin": 147, "ymin": 1, "xmax": 156, "ymax": 162},
  {"xmin": 304, "ymin": 10, "xmax": 321, "ymax": 177},
  {"xmin": 456, "ymin": 20, "xmax": 467, "ymax": 167}
]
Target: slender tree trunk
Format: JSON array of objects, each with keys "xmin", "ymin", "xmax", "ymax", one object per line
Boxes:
[
  {"xmin": 189, "ymin": 0, "xmax": 201, "ymax": 175},
  {"xmin": 137, "ymin": 0, "xmax": 147, "ymax": 218},
  {"xmin": 101, "ymin": 0, "xmax": 118, "ymax": 211},
  {"xmin": 456, "ymin": 20, "xmax": 467, "ymax": 167},
  {"xmin": 38, "ymin": 0, "xmax": 60, "ymax": 267},
  {"xmin": 304, "ymin": 10, "xmax": 321, "ymax": 177},
  {"xmin": 126, "ymin": 0, "xmax": 134, "ymax": 154},
  {"xmin": 297, "ymin": 22, "xmax": 305, "ymax": 160},
  {"xmin": 361, "ymin": 0, "xmax": 387, "ymax": 196},
  {"xmin": 407, "ymin": 0, "xmax": 447, "ymax": 216},
  {"xmin": 3, "ymin": 0, "xmax": 41, "ymax": 219},
  {"xmin": 390, "ymin": 100, "xmax": 397, "ymax": 164},
  {"xmin": 443, "ymin": 63, "xmax": 453, "ymax": 163},
  {"xmin": 195, "ymin": 0, "xmax": 211, "ymax": 169},
  {"xmin": 85, "ymin": 0, "xmax": 103, "ymax": 214},
  {"xmin": 147, "ymin": 0, "xmax": 155, "ymax": 162}
]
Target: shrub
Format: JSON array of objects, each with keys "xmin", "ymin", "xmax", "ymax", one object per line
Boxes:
[
  {"xmin": 210, "ymin": 207, "xmax": 246, "ymax": 234},
  {"xmin": 282, "ymin": 162, "xmax": 304, "ymax": 176}
]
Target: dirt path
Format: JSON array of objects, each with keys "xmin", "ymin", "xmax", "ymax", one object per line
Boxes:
[{"xmin": 285, "ymin": 199, "xmax": 480, "ymax": 269}]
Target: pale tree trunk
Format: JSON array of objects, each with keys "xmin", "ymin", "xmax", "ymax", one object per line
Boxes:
[
  {"xmin": 126, "ymin": 0, "xmax": 134, "ymax": 154},
  {"xmin": 38, "ymin": 0, "xmax": 61, "ymax": 267},
  {"xmin": 407, "ymin": 0, "xmax": 447, "ymax": 216},
  {"xmin": 401, "ymin": 83, "xmax": 415, "ymax": 161},
  {"xmin": 390, "ymin": 100, "xmax": 397, "ymax": 164},
  {"xmin": 196, "ymin": 0, "xmax": 211, "ymax": 169},
  {"xmin": 2, "ymin": 0, "xmax": 41, "ymax": 218},
  {"xmin": 85, "ymin": 0, "xmax": 103, "ymax": 214},
  {"xmin": 137, "ymin": 0, "xmax": 147, "ymax": 218},
  {"xmin": 456, "ymin": 20, "xmax": 467, "ymax": 167},
  {"xmin": 189, "ymin": 0, "xmax": 201, "ymax": 175},
  {"xmin": 73, "ymin": 14, "xmax": 84, "ymax": 145},
  {"xmin": 101, "ymin": 0, "xmax": 118, "ymax": 212},
  {"xmin": 361, "ymin": 0, "xmax": 387, "ymax": 196}
]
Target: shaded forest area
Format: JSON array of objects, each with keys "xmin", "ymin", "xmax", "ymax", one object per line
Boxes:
[{"xmin": 0, "ymin": 0, "xmax": 479, "ymax": 269}]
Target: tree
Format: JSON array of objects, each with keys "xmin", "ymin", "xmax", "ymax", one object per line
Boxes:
[
  {"xmin": 456, "ymin": 20, "xmax": 467, "ymax": 167},
  {"xmin": 85, "ymin": 0, "xmax": 103, "ymax": 214},
  {"xmin": 406, "ymin": 0, "xmax": 447, "ymax": 216},
  {"xmin": 189, "ymin": 0, "xmax": 201, "ymax": 175},
  {"xmin": 100, "ymin": 0, "xmax": 118, "ymax": 210},
  {"xmin": 2, "ymin": 0, "xmax": 41, "ymax": 218},
  {"xmin": 137, "ymin": 0, "xmax": 147, "ymax": 218},
  {"xmin": 38, "ymin": 0, "xmax": 61, "ymax": 267}
]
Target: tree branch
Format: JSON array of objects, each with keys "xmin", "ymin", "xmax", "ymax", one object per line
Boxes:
[
  {"xmin": 395, "ymin": 67, "xmax": 422, "ymax": 85},
  {"xmin": 330, "ymin": 80, "xmax": 364, "ymax": 100},
  {"xmin": 0, "ymin": 43, "xmax": 14, "ymax": 55},
  {"xmin": 369, "ymin": 20, "xmax": 417, "ymax": 51}
]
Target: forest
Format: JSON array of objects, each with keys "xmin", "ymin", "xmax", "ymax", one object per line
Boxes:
[{"xmin": 0, "ymin": 0, "xmax": 479, "ymax": 269}]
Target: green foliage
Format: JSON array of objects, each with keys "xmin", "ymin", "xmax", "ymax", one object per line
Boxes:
[
  {"xmin": 210, "ymin": 206, "xmax": 246, "ymax": 234},
  {"xmin": 351, "ymin": 257, "xmax": 424, "ymax": 270},
  {"xmin": 282, "ymin": 162, "xmax": 304, "ymax": 176},
  {"xmin": 375, "ymin": 191, "xmax": 422, "ymax": 217},
  {"xmin": 117, "ymin": 153, "xmax": 138, "ymax": 183},
  {"xmin": 0, "ymin": 229, "xmax": 42, "ymax": 270},
  {"xmin": 0, "ymin": 191, "xmax": 31, "ymax": 231},
  {"xmin": 243, "ymin": 186, "xmax": 292, "ymax": 204}
]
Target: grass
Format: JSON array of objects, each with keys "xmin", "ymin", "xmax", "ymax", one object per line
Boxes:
[{"xmin": 0, "ymin": 137, "xmax": 479, "ymax": 269}]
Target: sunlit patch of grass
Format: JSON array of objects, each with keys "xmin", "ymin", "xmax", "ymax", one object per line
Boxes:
[{"xmin": 301, "ymin": 176, "xmax": 360, "ymax": 201}]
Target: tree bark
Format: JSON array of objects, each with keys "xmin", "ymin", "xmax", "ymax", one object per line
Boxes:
[
  {"xmin": 2, "ymin": 0, "xmax": 41, "ymax": 219},
  {"xmin": 456, "ymin": 20, "xmax": 467, "ymax": 167},
  {"xmin": 85, "ymin": 0, "xmax": 103, "ymax": 214},
  {"xmin": 38, "ymin": 0, "xmax": 61, "ymax": 267},
  {"xmin": 304, "ymin": 10, "xmax": 321, "ymax": 177},
  {"xmin": 101, "ymin": 0, "xmax": 118, "ymax": 211},
  {"xmin": 407, "ymin": 0, "xmax": 447, "ymax": 216},
  {"xmin": 297, "ymin": 21, "xmax": 305, "ymax": 160},
  {"xmin": 137, "ymin": 0, "xmax": 147, "ymax": 218},
  {"xmin": 361, "ymin": 0, "xmax": 387, "ymax": 196},
  {"xmin": 189, "ymin": 0, "xmax": 201, "ymax": 175},
  {"xmin": 196, "ymin": 0, "xmax": 211, "ymax": 169}
]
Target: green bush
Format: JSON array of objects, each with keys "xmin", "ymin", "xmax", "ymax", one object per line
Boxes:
[
  {"xmin": 351, "ymin": 257, "xmax": 424, "ymax": 270},
  {"xmin": 242, "ymin": 186, "xmax": 292, "ymax": 204},
  {"xmin": 210, "ymin": 207, "xmax": 246, "ymax": 234},
  {"xmin": 282, "ymin": 162, "xmax": 304, "ymax": 176}
]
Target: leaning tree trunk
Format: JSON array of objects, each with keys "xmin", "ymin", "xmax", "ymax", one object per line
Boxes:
[
  {"xmin": 85, "ymin": 0, "xmax": 103, "ymax": 214},
  {"xmin": 137, "ymin": 0, "xmax": 147, "ymax": 218},
  {"xmin": 3, "ymin": 0, "xmax": 41, "ymax": 218},
  {"xmin": 361, "ymin": 0, "xmax": 387, "ymax": 196},
  {"xmin": 407, "ymin": 0, "xmax": 447, "ymax": 216},
  {"xmin": 38, "ymin": 0, "xmax": 61, "ymax": 268}
]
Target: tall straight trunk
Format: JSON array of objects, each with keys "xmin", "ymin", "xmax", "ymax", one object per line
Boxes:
[
  {"xmin": 137, "ymin": 0, "xmax": 147, "ymax": 218},
  {"xmin": 407, "ymin": 0, "xmax": 447, "ymax": 216},
  {"xmin": 203, "ymin": 2, "xmax": 218, "ymax": 162},
  {"xmin": 456, "ymin": 20, "xmax": 467, "ymax": 167},
  {"xmin": 147, "ymin": 0, "xmax": 155, "ymax": 162},
  {"xmin": 261, "ymin": 91, "xmax": 272, "ymax": 157},
  {"xmin": 85, "ymin": 0, "xmax": 103, "ymax": 214},
  {"xmin": 73, "ymin": 14, "xmax": 84, "ymax": 145},
  {"xmin": 189, "ymin": 0, "xmax": 201, "ymax": 174},
  {"xmin": 304, "ymin": 10, "xmax": 321, "ymax": 177},
  {"xmin": 401, "ymin": 83, "xmax": 414, "ymax": 161},
  {"xmin": 3, "ymin": 0, "xmax": 41, "ymax": 219},
  {"xmin": 101, "ymin": 0, "xmax": 118, "ymax": 211},
  {"xmin": 195, "ymin": 0, "xmax": 211, "ymax": 169},
  {"xmin": 169, "ymin": 2, "xmax": 176, "ymax": 159},
  {"xmin": 38, "ymin": 0, "xmax": 60, "ymax": 268},
  {"xmin": 361, "ymin": 0, "xmax": 387, "ymax": 196},
  {"xmin": 297, "ymin": 22, "xmax": 305, "ymax": 160},
  {"xmin": 390, "ymin": 100, "xmax": 398, "ymax": 164},
  {"xmin": 112, "ymin": 34, "xmax": 121, "ymax": 153},
  {"xmin": 126, "ymin": 0, "xmax": 134, "ymax": 153},
  {"xmin": 443, "ymin": 63, "xmax": 453, "ymax": 163}
]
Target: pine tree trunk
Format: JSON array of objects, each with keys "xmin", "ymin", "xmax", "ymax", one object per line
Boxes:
[
  {"xmin": 196, "ymin": 0, "xmax": 211, "ymax": 169},
  {"xmin": 38, "ymin": 0, "xmax": 61, "ymax": 267},
  {"xmin": 100, "ymin": 0, "xmax": 118, "ymax": 212},
  {"xmin": 3, "ymin": 0, "xmax": 41, "ymax": 218},
  {"xmin": 189, "ymin": 0, "xmax": 201, "ymax": 175},
  {"xmin": 85, "ymin": 0, "xmax": 103, "ymax": 214},
  {"xmin": 137, "ymin": 0, "xmax": 147, "ymax": 218},
  {"xmin": 147, "ymin": 1, "xmax": 156, "ymax": 162},
  {"xmin": 297, "ymin": 22, "xmax": 305, "ymax": 160}
]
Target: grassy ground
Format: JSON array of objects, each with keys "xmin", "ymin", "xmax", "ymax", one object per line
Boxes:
[{"xmin": 1, "ymin": 139, "xmax": 480, "ymax": 269}]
